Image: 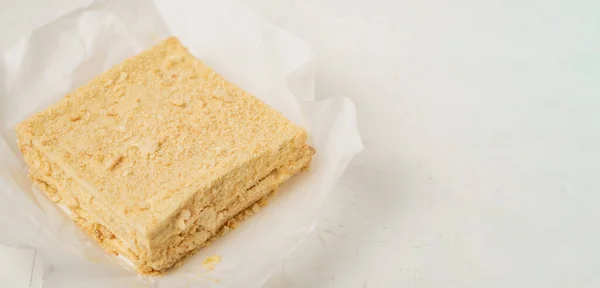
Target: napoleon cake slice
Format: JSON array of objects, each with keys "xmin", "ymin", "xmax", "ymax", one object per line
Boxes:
[{"xmin": 16, "ymin": 37, "xmax": 314, "ymax": 274}]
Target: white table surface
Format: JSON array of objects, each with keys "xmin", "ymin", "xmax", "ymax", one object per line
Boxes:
[{"xmin": 2, "ymin": 0, "xmax": 600, "ymax": 287}]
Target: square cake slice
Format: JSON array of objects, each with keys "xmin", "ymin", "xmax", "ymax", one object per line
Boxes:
[{"xmin": 15, "ymin": 37, "xmax": 314, "ymax": 274}]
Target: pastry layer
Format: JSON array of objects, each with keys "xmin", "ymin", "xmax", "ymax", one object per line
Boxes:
[
  {"xmin": 143, "ymin": 150, "xmax": 313, "ymax": 273},
  {"xmin": 20, "ymin": 137, "xmax": 313, "ymax": 267},
  {"xmin": 25, "ymin": 145, "xmax": 312, "ymax": 274}
]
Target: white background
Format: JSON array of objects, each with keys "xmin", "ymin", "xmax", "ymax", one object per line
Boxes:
[{"xmin": 2, "ymin": 0, "xmax": 600, "ymax": 287}]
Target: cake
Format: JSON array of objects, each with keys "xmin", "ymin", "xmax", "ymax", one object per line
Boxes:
[{"xmin": 15, "ymin": 37, "xmax": 314, "ymax": 274}]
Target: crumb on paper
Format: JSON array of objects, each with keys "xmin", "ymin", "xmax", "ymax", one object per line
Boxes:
[
  {"xmin": 202, "ymin": 255, "xmax": 221, "ymax": 271},
  {"xmin": 196, "ymin": 274, "xmax": 221, "ymax": 284}
]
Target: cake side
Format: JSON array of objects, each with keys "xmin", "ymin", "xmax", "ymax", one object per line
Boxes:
[
  {"xmin": 142, "ymin": 146, "xmax": 314, "ymax": 273},
  {"xmin": 148, "ymin": 132, "xmax": 309, "ymax": 246},
  {"xmin": 20, "ymin": 136, "xmax": 314, "ymax": 273},
  {"xmin": 18, "ymin": 142, "xmax": 143, "ymax": 261}
]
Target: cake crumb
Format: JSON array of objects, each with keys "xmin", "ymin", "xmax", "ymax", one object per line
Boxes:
[
  {"xmin": 251, "ymin": 203, "xmax": 261, "ymax": 213},
  {"xmin": 180, "ymin": 209, "xmax": 191, "ymax": 220},
  {"xmin": 131, "ymin": 138, "xmax": 159, "ymax": 157},
  {"xmin": 69, "ymin": 114, "xmax": 81, "ymax": 121},
  {"xmin": 202, "ymin": 255, "xmax": 221, "ymax": 271},
  {"xmin": 169, "ymin": 97, "xmax": 185, "ymax": 107},
  {"xmin": 118, "ymin": 72, "xmax": 128, "ymax": 82},
  {"xmin": 105, "ymin": 155, "xmax": 123, "ymax": 171}
]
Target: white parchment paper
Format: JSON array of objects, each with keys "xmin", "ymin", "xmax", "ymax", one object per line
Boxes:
[{"xmin": 0, "ymin": 0, "xmax": 363, "ymax": 287}]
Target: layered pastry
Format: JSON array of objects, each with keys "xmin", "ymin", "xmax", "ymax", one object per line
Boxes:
[{"xmin": 15, "ymin": 37, "xmax": 314, "ymax": 275}]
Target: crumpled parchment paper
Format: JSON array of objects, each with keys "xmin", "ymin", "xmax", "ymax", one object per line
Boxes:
[{"xmin": 0, "ymin": 0, "xmax": 362, "ymax": 287}]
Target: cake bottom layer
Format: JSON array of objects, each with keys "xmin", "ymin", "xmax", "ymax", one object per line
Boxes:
[{"xmin": 28, "ymin": 148, "xmax": 313, "ymax": 274}]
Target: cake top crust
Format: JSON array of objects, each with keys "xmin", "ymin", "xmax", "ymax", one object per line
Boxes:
[{"xmin": 16, "ymin": 37, "xmax": 305, "ymax": 235}]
